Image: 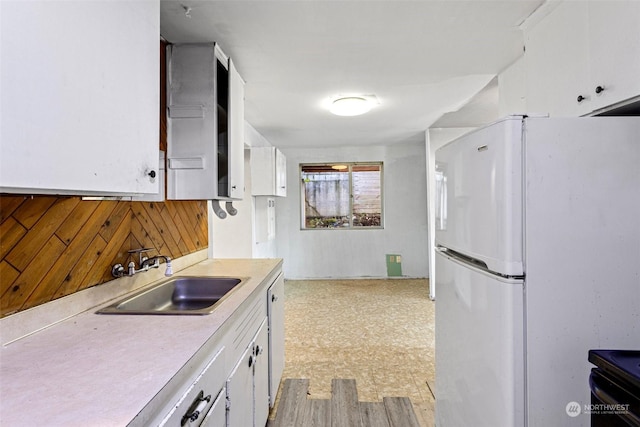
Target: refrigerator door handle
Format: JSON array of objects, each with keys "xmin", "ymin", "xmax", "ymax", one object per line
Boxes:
[
  {"xmin": 435, "ymin": 245, "xmax": 449, "ymax": 255},
  {"xmin": 437, "ymin": 245, "xmax": 486, "ymax": 268},
  {"xmin": 437, "ymin": 245, "xmax": 523, "ymax": 280},
  {"xmin": 434, "ymin": 167, "xmax": 447, "ymax": 231}
]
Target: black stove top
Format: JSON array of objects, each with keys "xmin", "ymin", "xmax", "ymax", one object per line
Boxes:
[{"xmin": 589, "ymin": 350, "xmax": 640, "ymax": 390}]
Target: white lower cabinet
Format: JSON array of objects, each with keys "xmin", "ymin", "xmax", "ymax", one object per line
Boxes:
[
  {"xmin": 253, "ymin": 319, "xmax": 271, "ymax": 427},
  {"xmin": 226, "ymin": 342, "xmax": 254, "ymax": 427},
  {"xmin": 200, "ymin": 388, "xmax": 227, "ymax": 426},
  {"xmin": 226, "ymin": 318, "xmax": 269, "ymax": 427},
  {"xmin": 267, "ymin": 274, "xmax": 285, "ymax": 407},
  {"xmin": 140, "ymin": 267, "xmax": 284, "ymax": 427}
]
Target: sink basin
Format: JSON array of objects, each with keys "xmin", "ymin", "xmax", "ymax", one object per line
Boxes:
[{"xmin": 97, "ymin": 276, "xmax": 244, "ymax": 315}]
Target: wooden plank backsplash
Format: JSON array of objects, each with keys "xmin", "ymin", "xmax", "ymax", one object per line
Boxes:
[
  {"xmin": 0, "ymin": 40, "xmax": 209, "ymax": 318},
  {"xmin": 0, "ymin": 197, "xmax": 208, "ymax": 317}
]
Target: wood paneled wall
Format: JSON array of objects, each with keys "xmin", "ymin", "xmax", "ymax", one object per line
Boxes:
[
  {"xmin": 0, "ymin": 40, "xmax": 209, "ymax": 317},
  {"xmin": 0, "ymin": 198, "xmax": 208, "ymax": 317}
]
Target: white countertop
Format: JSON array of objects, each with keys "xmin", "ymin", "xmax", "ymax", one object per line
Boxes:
[{"xmin": 0, "ymin": 258, "xmax": 282, "ymax": 427}]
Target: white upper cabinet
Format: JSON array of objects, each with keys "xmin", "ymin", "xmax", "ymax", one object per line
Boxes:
[
  {"xmin": 228, "ymin": 58, "xmax": 246, "ymax": 200},
  {"xmin": 0, "ymin": 1, "xmax": 160, "ymax": 196},
  {"xmin": 251, "ymin": 147, "xmax": 287, "ymax": 197},
  {"xmin": 524, "ymin": 2, "xmax": 590, "ymax": 117},
  {"xmin": 586, "ymin": 1, "xmax": 640, "ymax": 111},
  {"xmin": 524, "ymin": 0, "xmax": 640, "ymax": 116},
  {"xmin": 167, "ymin": 43, "xmax": 245, "ymax": 201}
]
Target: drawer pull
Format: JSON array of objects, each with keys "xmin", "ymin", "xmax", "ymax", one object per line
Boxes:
[{"xmin": 181, "ymin": 390, "xmax": 211, "ymax": 426}]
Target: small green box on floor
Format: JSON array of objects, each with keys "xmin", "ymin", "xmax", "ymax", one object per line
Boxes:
[{"xmin": 386, "ymin": 254, "xmax": 403, "ymax": 277}]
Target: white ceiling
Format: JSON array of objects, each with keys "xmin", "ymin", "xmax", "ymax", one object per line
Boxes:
[{"xmin": 160, "ymin": 0, "xmax": 545, "ymax": 148}]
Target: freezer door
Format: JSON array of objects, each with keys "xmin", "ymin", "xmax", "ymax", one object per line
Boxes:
[
  {"xmin": 435, "ymin": 117, "xmax": 524, "ymax": 276},
  {"xmin": 435, "ymin": 249, "xmax": 524, "ymax": 427}
]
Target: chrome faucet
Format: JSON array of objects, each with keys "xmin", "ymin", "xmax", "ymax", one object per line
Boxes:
[
  {"xmin": 111, "ymin": 248, "xmax": 173, "ymax": 278},
  {"xmin": 140, "ymin": 255, "xmax": 173, "ymax": 277}
]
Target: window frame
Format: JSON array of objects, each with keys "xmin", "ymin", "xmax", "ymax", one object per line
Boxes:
[{"xmin": 299, "ymin": 162, "xmax": 384, "ymax": 230}]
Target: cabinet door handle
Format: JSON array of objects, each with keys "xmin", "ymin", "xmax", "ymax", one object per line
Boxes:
[
  {"xmin": 248, "ymin": 355, "xmax": 254, "ymax": 367},
  {"xmin": 148, "ymin": 170, "xmax": 157, "ymax": 178},
  {"xmin": 181, "ymin": 390, "xmax": 211, "ymax": 426},
  {"xmin": 577, "ymin": 95, "xmax": 586, "ymax": 103},
  {"xmin": 595, "ymin": 85, "xmax": 605, "ymax": 94},
  {"xmin": 272, "ymin": 294, "xmax": 279, "ymax": 303}
]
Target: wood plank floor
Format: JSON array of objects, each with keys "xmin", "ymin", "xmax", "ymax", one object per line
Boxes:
[{"xmin": 271, "ymin": 379, "xmax": 421, "ymax": 427}]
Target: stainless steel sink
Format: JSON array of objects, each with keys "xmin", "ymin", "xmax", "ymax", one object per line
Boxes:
[{"xmin": 97, "ymin": 276, "xmax": 244, "ymax": 315}]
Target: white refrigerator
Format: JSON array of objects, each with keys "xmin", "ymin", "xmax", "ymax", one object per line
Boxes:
[{"xmin": 434, "ymin": 116, "xmax": 640, "ymax": 427}]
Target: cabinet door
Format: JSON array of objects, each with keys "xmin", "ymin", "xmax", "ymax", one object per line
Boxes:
[
  {"xmin": 228, "ymin": 58, "xmax": 245, "ymax": 200},
  {"xmin": 251, "ymin": 147, "xmax": 287, "ymax": 197},
  {"xmin": 254, "ymin": 319, "xmax": 270, "ymax": 427},
  {"xmin": 524, "ymin": 1, "xmax": 590, "ymax": 116},
  {"xmin": 267, "ymin": 199, "xmax": 276, "ymax": 240},
  {"xmin": 255, "ymin": 197, "xmax": 276, "ymax": 243},
  {"xmin": 167, "ymin": 43, "xmax": 219, "ymax": 200},
  {"xmin": 587, "ymin": 0, "xmax": 640, "ymax": 110},
  {"xmin": 167, "ymin": 43, "xmax": 244, "ymax": 201},
  {"xmin": 250, "ymin": 147, "xmax": 274, "ymax": 196},
  {"xmin": 226, "ymin": 344, "xmax": 254, "ymax": 427},
  {"xmin": 267, "ymin": 274, "xmax": 285, "ymax": 407},
  {"xmin": 0, "ymin": 1, "xmax": 159, "ymax": 196},
  {"xmin": 200, "ymin": 388, "xmax": 227, "ymax": 427},
  {"xmin": 274, "ymin": 149, "xmax": 287, "ymax": 197}
]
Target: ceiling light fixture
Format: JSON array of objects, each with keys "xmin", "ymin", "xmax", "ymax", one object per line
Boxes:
[{"xmin": 330, "ymin": 96, "xmax": 375, "ymax": 116}]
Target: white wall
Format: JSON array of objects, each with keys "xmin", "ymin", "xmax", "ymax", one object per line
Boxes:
[
  {"xmin": 276, "ymin": 141, "xmax": 428, "ymax": 279},
  {"xmin": 210, "ymin": 122, "xmax": 280, "ymax": 259},
  {"xmin": 498, "ymin": 57, "xmax": 527, "ymax": 117},
  {"xmin": 210, "ymin": 149, "xmax": 254, "ymax": 258}
]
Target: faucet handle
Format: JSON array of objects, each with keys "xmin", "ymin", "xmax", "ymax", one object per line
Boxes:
[
  {"xmin": 128, "ymin": 261, "xmax": 136, "ymax": 276},
  {"xmin": 164, "ymin": 258, "xmax": 173, "ymax": 276},
  {"xmin": 111, "ymin": 264, "xmax": 125, "ymax": 278}
]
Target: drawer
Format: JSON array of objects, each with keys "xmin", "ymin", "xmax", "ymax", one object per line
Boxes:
[
  {"xmin": 159, "ymin": 346, "xmax": 225, "ymax": 426},
  {"xmin": 229, "ymin": 293, "xmax": 268, "ymax": 361}
]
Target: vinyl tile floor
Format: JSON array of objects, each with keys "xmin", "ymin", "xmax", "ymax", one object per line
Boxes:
[{"xmin": 269, "ymin": 278, "xmax": 435, "ymax": 427}]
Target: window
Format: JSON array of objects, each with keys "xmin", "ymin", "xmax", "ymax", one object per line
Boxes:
[{"xmin": 301, "ymin": 162, "xmax": 383, "ymax": 229}]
